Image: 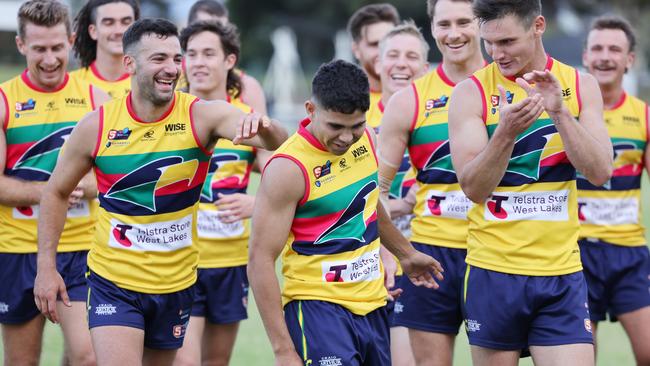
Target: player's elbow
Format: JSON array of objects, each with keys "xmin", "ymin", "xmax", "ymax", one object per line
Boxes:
[{"xmin": 585, "ymin": 163, "xmax": 612, "ymax": 187}]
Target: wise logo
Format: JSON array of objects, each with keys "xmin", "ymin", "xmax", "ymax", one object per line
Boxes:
[
  {"xmin": 104, "ymin": 156, "xmax": 201, "ymax": 213},
  {"xmin": 314, "ymin": 181, "xmax": 376, "ymax": 245},
  {"xmin": 200, "ymin": 152, "xmax": 240, "ymax": 202},
  {"xmin": 490, "ymin": 91, "xmax": 514, "ymax": 115},
  {"xmin": 10, "ymin": 126, "xmax": 74, "ymax": 180},
  {"xmin": 15, "ymin": 99, "xmax": 36, "ymax": 112}
]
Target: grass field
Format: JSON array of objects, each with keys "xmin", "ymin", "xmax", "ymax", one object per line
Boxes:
[{"xmin": 0, "ymin": 66, "xmax": 648, "ymax": 364}]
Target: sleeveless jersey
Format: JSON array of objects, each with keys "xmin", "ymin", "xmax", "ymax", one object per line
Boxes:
[
  {"xmin": 89, "ymin": 91, "xmax": 210, "ymax": 293},
  {"xmin": 196, "ymin": 97, "xmax": 255, "ymax": 268},
  {"xmin": 467, "ymin": 57, "xmax": 583, "ymax": 275},
  {"xmin": 0, "ymin": 70, "xmax": 97, "ymax": 253},
  {"xmin": 272, "ymin": 119, "xmax": 386, "ymax": 315},
  {"xmin": 408, "ymin": 65, "xmax": 471, "ymax": 249},
  {"xmin": 578, "ymin": 92, "xmax": 648, "ymax": 246},
  {"xmin": 70, "ymin": 62, "xmax": 131, "ymax": 99}
]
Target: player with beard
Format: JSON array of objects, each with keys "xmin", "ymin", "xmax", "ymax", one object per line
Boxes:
[
  {"xmin": 71, "ymin": 0, "xmax": 139, "ymax": 99},
  {"xmin": 367, "ymin": 21, "xmax": 430, "ymax": 366},
  {"xmin": 0, "ymin": 1, "xmax": 109, "ymax": 365},
  {"xmin": 34, "ymin": 18, "xmax": 287, "ymax": 365},
  {"xmin": 378, "ymin": 1, "xmax": 486, "ymax": 365},
  {"xmin": 347, "ymin": 4, "xmax": 400, "ymax": 113},
  {"xmin": 448, "ymin": 0, "xmax": 612, "ymax": 364},
  {"xmin": 579, "ymin": 15, "xmax": 650, "ymax": 365},
  {"xmin": 173, "ymin": 20, "xmax": 271, "ymax": 366}
]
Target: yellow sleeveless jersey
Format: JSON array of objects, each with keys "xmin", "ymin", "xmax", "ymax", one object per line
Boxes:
[
  {"xmin": 409, "ymin": 65, "xmax": 471, "ymax": 249},
  {"xmin": 0, "ymin": 70, "xmax": 97, "ymax": 253},
  {"xmin": 70, "ymin": 62, "xmax": 131, "ymax": 99},
  {"xmin": 88, "ymin": 91, "xmax": 211, "ymax": 293},
  {"xmin": 271, "ymin": 119, "xmax": 386, "ymax": 315},
  {"xmin": 197, "ymin": 97, "xmax": 255, "ymax": 267},
  {"xmin": 578, "ymin": 93, "xmax": 648, "ymax": 246},
  {"xmin": 467, "ymin": 57, "xmax": 583, "ymax": 275}
]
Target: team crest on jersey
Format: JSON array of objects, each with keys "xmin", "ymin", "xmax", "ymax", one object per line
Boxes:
[
  {"xmin": 313, "ymin": 160, "xmax": 332, "ymax": 179},
  {"xmin": 104, "ymin": 156, "xmax": 200, "ymax": 212},
  {"xmin": 490, "ymin": 91, "xmax": 514, "ymax": 114},
  {"xmin": 314, "ymin": 181, "xmax": 376, "ymax": 245},
  {"xmin": 107, "ymin": 128, "xmax": 131, "ymax": 140},
  {"xmin": 10, "ymin": 126, "xmax": 74, "ymax": 179},
  {"xmin": 200, "ymin": 152, "xmax": 240, "ymax": 201},
  {"xmin": 425, "ymin": 95, "xmax": 449, "ymax": 110},
  {"xmin": 15, "ymin": 99, "xmax": 36, "ymax": 112}
]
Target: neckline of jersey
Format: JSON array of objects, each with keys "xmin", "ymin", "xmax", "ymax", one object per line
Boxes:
[{"xmin": 21, "ymin": 69, "xmax": 69, "ymax": 93}]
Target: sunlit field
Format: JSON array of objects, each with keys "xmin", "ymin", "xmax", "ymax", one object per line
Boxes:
[{"xmin": 0, "ymin": 67, "xmax": 648, "ymax": 365}]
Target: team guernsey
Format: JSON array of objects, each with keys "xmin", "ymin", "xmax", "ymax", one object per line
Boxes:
[
  {"xmin": 197, "ymin": 97, "xmax": 254, "ymax": 268},
  {"xmin": 409, "ymin": 64, "xmax": 471, "ymax": 249},
  {"xmin": 0, "ymin": 70, "xmax": 97, "ymax": 253},
  {"xmin": 578, "ymin": 93, "xmax": 648, "ymax": 246},
  {"xmin": 467, "ymin": 57, "xmax": 582, "ymax": 276},
  {"xmin": 271, "ymin": 119, "xmax": 386, "ymax": 316},
  {"xmin": 70, "ymin": 61, "xmax": 131, "ymax": 99},
  {"xmin": 89, "ymin": 91, "xmax": 210, "ymax": 293}
]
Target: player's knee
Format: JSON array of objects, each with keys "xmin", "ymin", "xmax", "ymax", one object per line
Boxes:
[
  {"xmin": 66, "ymin": 347, "xmax": 96, "ymax": 366},
  {"xmin": 173, "ymin": 353, "xmax": 200, "ymax": 366}
]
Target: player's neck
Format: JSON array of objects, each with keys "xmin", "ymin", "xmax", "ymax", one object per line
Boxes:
[
  {"xmin": 93, "ymin": 50, "xmax": 127, "ymax": 81},
  {"xmin": 368, "ymin": 75, "xmax": 381, "ymax": 93},
  {"xmin": 129, "ymin": 88, "xmax": 174, "ymax": 123},
  {"xmin": 517, "ymin": 44, "xmax": 548, "ymax": 78},
  {"xmin": 24, "ymin": 69, "xmax": 67, "ymax": 92},
  {"xmin": 599, "ymin": 82, "xmax": 625, "ymax": 110},
  {"xmin": 441, "ymin": 54, "xmax": 486, "ymax": 84},
  {"xmin": 189, "ymin": 86, "xmax": 227, "ymax": 102}
]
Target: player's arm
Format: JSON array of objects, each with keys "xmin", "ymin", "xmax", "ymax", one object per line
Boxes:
[
  {"xmin": 645, "ymin": 106, "xmax": 650, "ymax": 176},
  {"xmin": 241, "ymin": 73, "xmax": 268, "ymax": 115},
  {"xmin": 378, "ymin": 86, "xmax": 416, "ymax": 218},
  {"xmin": 0, "ymin": 95, "xmax": 46, "ymax": 206},
  {"xmin": 449, "ymin": 79, "xmax": 544, "ymax": 203},
  {"xmin": 91, "ymin": 85, "xmax": 111, "ymax": 108},
  {"xmin": 248, "ymin": 157, "xmax": 304, "ymax": 366},
  {"xmin": 34, "ymin": 110, "xmax": 99, "ymax": 324},
  {"xmin": 192, "ymin": 99, "xmax": 287, "ymax": 151}
]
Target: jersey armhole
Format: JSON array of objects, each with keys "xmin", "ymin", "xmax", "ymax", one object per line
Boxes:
[
  {"xmin": 0, "ymin": 88, "xmax": 8, "ymax": 131},
  {"xmin": 189, "ymin": 97, "xmax": 213, "ymax": 157},
  {"xmin": 263, "ymin": 153, "xmax": 310, "ymax": 206},
  {"xmin": 89, "ymin": 84, "xmax": 96, "ymax": 110},
  {"xmin": 409, "ymin": 83, "xmax": 420, "ymax": 132},
  {"xmin": 91, "ymin": 106, "xmax": 104, "ymax": 159},
  {"xmin": 365, "ymin": 128, "xmax": 379, "ymax": 165},
  {"xmin": 645, "ymin": 104, "xmax": 649, "ymax": 142},
  {"xmin": 575, "ymin": 69, "xmax": 582, "ymax": 114},
  {"xmin": 470, "ymin": 76, "xmax": 487, "ymax": 123}
]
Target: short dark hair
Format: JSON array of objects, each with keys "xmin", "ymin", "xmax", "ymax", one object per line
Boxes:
[
  {"xmin": 122, "ymin": 18, "xmax": 178, "ymax": 55},
  {"xmin": 473, "ymin": 0, "xmax": 542, "ymax": 27},
  {"xmin": 347, "ymin": 4, "xmax": 400, "ymax": 43},
  {"xmin": 312, "ymin": 60, "xmax": 370, "ymax": 114},
  {"xmin": 18, "ymin": 0, "xmax": 71, "ymax": 38},
  {"xmin": 427, "ymin": 0, "xmax": 472, "ymax": 20},
  {"xmin": 180, "ymin": 20, "xmax": 242, "ymax": 97},
  {"xmin": 73, "ymin": 0, "xmax": 140, "ymax": 68},
  {"xmin": 188, "ymin": 0, "xmax": 228, "ymax": 24},
  {"xmin": 588, "ymin": 15, "xmax": 636, "ymax": 53}
]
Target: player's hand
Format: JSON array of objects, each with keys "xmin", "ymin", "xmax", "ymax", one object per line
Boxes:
[
  {"xmin": 495, "ymin": 83, "xmax": 545, "ymax": 140},
  {"xmin": 275, "ymin": 349, "xmax": 304, "ymax": 366},
  {"xmin": 216, "ymin": 193, "xmax": 255, "ymax": 223},
  {"xmin": 233, "ymin": 112, "xmax": 271, "ymax": 145},
  {"xmin": 400, "ymin": 250, "xmax": 444, "ymax": 289},
  {"xmin": 34, "ymin": 268, "xmax": 71, "ymax": 324},
  {"xmin": 68, "ymin": 187, "xmax": 83, "ymax": 209},
  {"xmin": 380, "ymin": 249, "xmax": 402, "ymax": 301},
  {"xmin": 521, "ymin": 70, "xmax": 564, "ymax": 115}
]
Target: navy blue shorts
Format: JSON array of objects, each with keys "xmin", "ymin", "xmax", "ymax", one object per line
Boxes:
[
  {"xmin": 285, "ymin": 300, "xmax": 390, "ymax": 366},
  {"xmin": 579, "ymin": 239, "xmax": 650, "ymax": 322},
  {"xmin": 0, "ymin": 251, "xmax": 88, "ymax": 324},
  {"xmin": 385, "ymin": 274, "xmax": 403, "ymax": 328},
  {"xmin": 191, "ymin": 265, "xmax": 249, "ymax": 324},
  {"xmin": 393, "ymin": 243, "xmax": 466, "ymax": 334},
  {"xmin": 462, "ymin": 266, "xmax": 593, "ymax": 350},
  {"xmin": 86, "ymin": 271, "xmax": 194, "ymax": 350}
]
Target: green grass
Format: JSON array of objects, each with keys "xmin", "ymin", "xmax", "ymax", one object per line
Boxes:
[{"xmin": 0, "ymin": 62, "xmax": 647, "ymax": 364}]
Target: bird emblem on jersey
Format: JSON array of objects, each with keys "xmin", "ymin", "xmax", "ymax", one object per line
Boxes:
[
  {"xmin": 10, "ymin": 126, "xmax": 74, "ymax": 180},
  {"xmin": 200, "ymin": 152, "xmax": 240, "ymax": 201}
]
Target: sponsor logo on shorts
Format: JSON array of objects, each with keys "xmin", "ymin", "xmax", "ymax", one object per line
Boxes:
[
  {"xmin": 394, "ymin": 301, "xmax": 404, "ymax": 314},
  {"xmin": 0, "ymin": 302, "xmax": 9, "ymax": 313},
  {"xmin": 484, "ymin": 190, "xmax": 569, "ymax": 221},
  {"xmin": 172, "ymin": 321, "xmax": 189, "ymax": 339},
  {"xmin": 319, "ymin": 356, "xmax": 342, "ymax": 366},
  {"xmin": 577, "ymin": 198, "xmax": 639, "ymax": 225},
  {"xmin": 95, "ymin": 303, "xmax": 116, "ymax": 315},
  {"xmin": 584, "ymin": 319, "xmax": 592, "ymax": 333},
  {"xmin": 108, "ymin": 215, "xmax": 193, "ymax": 251},
  {"xmin": 466, "ymin": 319, "xmax": 481, "ymax": 332},
  {"xmin": 321, "ymin": 249, "xmax": 381, "ymax": 283}
]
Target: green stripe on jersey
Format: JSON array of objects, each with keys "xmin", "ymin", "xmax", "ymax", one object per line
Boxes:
[
  {"xmin": 6, "ymin": 121, "xmax": 77, "ymax": 144},
  {"xmin": 96, "ymin": 148, "xmax": 210, "ymax": 174},
  {"xmin": 411, "ymin": 123, "xmax": 448, "ymax": 146}
]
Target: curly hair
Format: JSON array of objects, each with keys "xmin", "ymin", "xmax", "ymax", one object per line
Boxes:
[
  {"xmin": 180, "ymin": 20, "xmax": 242, "ymax": 98},
  {"xmin": 312, "ymin": 60, "xmax": 370, "ymax": 114},
  {"xmin": 73, "ymin": 0, "xmax": 140, "ymax": 68}
]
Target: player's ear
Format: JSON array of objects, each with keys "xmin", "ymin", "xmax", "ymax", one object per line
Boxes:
[
  {"xmin": 532, "ymin": 16, "xmax": 545, "ymax": 37},
  {"xmin": 625, "ymin": 51, "xmax": 635, "ymax": 73},
  {"xmin": 123, "ymin": 53, "xmax": 136, "ymax": 75},
  {"xmin": 15, "ymin": 35, "xmax": 26, "ymax": 56},
  {"xmin": 305, "ymin": 100, "xmax": 316, "ymax": 117}
]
